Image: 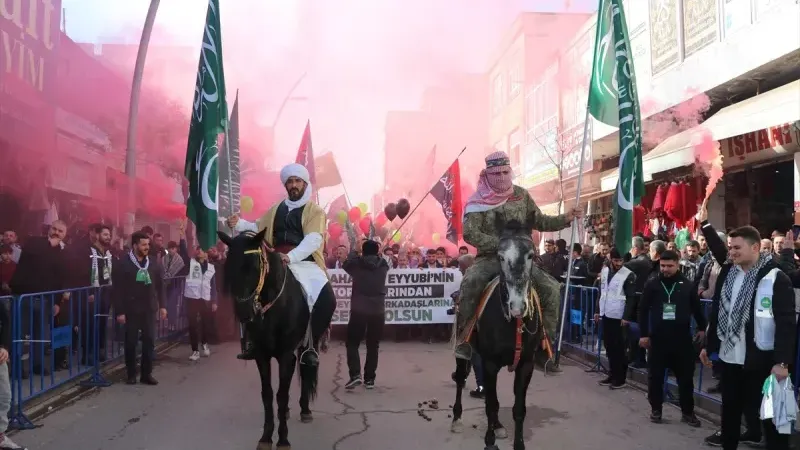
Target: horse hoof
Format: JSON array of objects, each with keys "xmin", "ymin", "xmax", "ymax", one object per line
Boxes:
[
  {"xmin": 450, "ymin": 419, "xmax": 464, "ymax": 433},
  {"xmin": 484, "ymin": 446, "xmax": 499, "ymax": 450},
  {"xmin": 256, "ymin": 442, "xmax": 272, "ymax": 450},
  {"xmin": 494, "ymin": 427, "xmax": 508, "ymax": 439},
  {"xmin": 276, "ymin": 446, "xmax": 291, "ymax": 450},
  {"xmin": 300, "ymin": 413, "xmax": 313, "ymax": 423}
]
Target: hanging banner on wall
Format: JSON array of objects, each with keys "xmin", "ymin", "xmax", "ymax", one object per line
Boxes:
[
  {"xmin": 328, "ymin": 268, "xmax": 462, "ymax": 325},
  {"xmin": 649, "ymin": 0, "xmax": 681, "ymax": 76},
  {"xmin": 683, "ymin": 0, "xmax": 719, "ymax": 57}
]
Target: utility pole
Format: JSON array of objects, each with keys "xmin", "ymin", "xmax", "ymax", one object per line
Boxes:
[{"xmin": 124, "ymin": 0, "xmax": 161, "ymax": 234}]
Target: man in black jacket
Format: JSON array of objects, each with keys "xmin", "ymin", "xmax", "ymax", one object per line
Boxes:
[
  {"xmin": 639, "ymin": 250, "xmax": 706, "ymax": 427},
  {"xmin": 625, "ymin": 238, "xmax": 663, "ymax": 368},
  {"xmin": 343, "ymin": 240, "xmax": 390, "ymax": 390},
  {"xmin": 540, "ymin": 239, "xmax": 567, "ymax": 280},
  {"xmin": 10, "ymin": 220, "xmax": 70, "ymax": 375},
  {"xmin": 697, "ymin": 204, "xmax": 795, "ymax": 450},
  {"xmin": 113, "ymin": 231, "xmax": 167, "ymax": 385}
]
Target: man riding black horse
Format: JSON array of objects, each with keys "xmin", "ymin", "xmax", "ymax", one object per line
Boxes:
[{"xmin": 227, "ymin": 163, "xmax": 336, "ymax": 366}]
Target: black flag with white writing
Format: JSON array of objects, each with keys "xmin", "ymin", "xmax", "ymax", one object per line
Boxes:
[{"xmin": 430, "ymin": 159, "xmax": 463, "ymax": 244}]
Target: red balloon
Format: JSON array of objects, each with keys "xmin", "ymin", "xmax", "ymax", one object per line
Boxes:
[
  {"xmin": 359, "ymin": 217, "xmax": 371, "ymax": 234},
  {"xmin": 348, "ymin": 206, "xmax": 362, "ymax": 223},
  {"xmin": 328, "ymin": 222, "xmax": 343, "ymax": 239},
  {"xmin": 375, "ymin": 211, "xmax": 388, "ymax": 227}
]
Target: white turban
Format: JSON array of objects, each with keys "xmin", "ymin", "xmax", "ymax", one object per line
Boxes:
[
  {"xmin": 280, "ymin": 163, "xmax": 310, "ymax": 185},
  {"xmin": 280, "ymin": 163, "xmax": 313, "ymax": 209}
]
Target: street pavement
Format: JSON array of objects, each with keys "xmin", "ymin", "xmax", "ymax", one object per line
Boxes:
[{"xmin": 15, "ymin": 341, "xmax": 711, "ymax": 449}]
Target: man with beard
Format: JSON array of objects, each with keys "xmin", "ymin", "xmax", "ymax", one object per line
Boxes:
[
  {"xmin": 10, "ymin": 220, "xmax": 70, "ymax": 375},
  {"xmin": 453, "ymin": 151, "xmax": 582, "ymax": 360},
  {"xmin": 71, "ymin": 224, "xmax": 114, "ymax": 364},
  {"xmin": 593, "ymin": 248, "xmax": 636, "ymax": 389},
  {"xmin": 227, "ymin": 163, "xmax": 336, "ymax": 365},
  {"xmin": 113, "ymin": 232, "xmax": 167, "ymax": 385}
]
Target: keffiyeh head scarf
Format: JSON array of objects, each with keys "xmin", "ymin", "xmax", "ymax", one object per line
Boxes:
[
  {"xmin": 280, "ymin": 163, "xmax": 313, "ymax": 209},
  {"xmin": 464, "ymin": 151, "xmax": 515, "ymax": 214}
]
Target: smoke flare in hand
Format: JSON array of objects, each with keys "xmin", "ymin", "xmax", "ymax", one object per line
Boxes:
[{"xmin": 694, "ymin": 131, "xmax": 724, "ymax": 200}]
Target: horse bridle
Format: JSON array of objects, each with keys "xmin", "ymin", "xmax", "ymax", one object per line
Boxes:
[{"xmin": 241, "ymin": 242, "xmax": 288, "ymax": 316}]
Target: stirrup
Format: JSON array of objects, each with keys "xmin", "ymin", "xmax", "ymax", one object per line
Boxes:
[
  {"xmin": 454, "ymin": 341, "xmax": 473, "ymax": 360},
  {"xmin": 299, "ymin": 346, "xmax": 319, "ymax": 365}
]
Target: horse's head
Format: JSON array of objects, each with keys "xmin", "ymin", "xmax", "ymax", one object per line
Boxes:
[
  {"xmin": 495, "ymin": 214, "xmax": 537, "ymax": 319},
  {"xmin": 218, "ymin": 228, "xmax": 284, "ymax": 322}
]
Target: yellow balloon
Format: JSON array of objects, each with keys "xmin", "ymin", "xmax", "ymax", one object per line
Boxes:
[
  {"xmin": 391, "ymin": 231, "xmax": 402, "ymax": 243},
  {"xmin": 432, "ymin": 233, "xmax": 440, "ymax": 244},
  {"xmin": 357, "ymin": 202, "xmax": 369, "ymax": 216},
  {"xmin": 240, "ymin": 196, "xmax": 254, "ymax": 213},
  {"xmin": 336, "ymin": 210, "xmax": 348, "ymax": 225}
]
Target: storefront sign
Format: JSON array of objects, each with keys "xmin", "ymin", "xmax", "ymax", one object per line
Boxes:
[
  {"xmin": 720, "ymin": 122, "xmax": 800, "ymax": 169},
  {"xmin": 328, "ymin": 269, "xmax": 461, "ymax": 325},
  {"xmin": 683, "ymin": 0, "xmax": 719, "ymax": 57},
  {"xmin": 724, "ymin": 0, "xmax": 752, "ymax": 35},
  {"xmin": 0, "ymin": 0, "xmax": 61, "ymax": 101},
  {"xmin": 49, "ymin": 157, "xmax": 92, "ymax": 197},
  {"xmin": 649, "ymin": 0, "xmax": 681, "ymax": 75}
]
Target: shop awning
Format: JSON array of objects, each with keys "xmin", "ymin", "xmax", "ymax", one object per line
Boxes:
[
  {"xmin": 601, "ymin": 80, "xmax": 800, "ymax": 192},
  {"xmin": 646, "ymin": 80, "xmax": 800, "ymax": 163}
]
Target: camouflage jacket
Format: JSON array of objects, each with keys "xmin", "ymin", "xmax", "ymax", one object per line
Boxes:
[{"xmin": 464, "ymin": 186, "xmax": 568, "ymax": 256}]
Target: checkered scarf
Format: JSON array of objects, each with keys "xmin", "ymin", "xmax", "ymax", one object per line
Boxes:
[{"xmin": 717, "ymin": 253, "xmax": 769, "ymax": 353}]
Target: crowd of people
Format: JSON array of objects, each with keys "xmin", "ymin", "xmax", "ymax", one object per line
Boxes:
[{"xmin": 0, "ymin": 174, "xmax": 798, "ymax": 449}]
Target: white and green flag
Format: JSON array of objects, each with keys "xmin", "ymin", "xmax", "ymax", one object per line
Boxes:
[
  {"xmin": 588, "ymin": 0, "xmax": 643, "ymax": 254},
  {"xmin": 185, "ymin": 0, "xmax": 227, "ymax": 250}
]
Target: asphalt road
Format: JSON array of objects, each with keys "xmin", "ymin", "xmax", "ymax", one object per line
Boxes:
[{"xmin": 14, "ymin": 341, "xmax": 711, "ymax": 450}]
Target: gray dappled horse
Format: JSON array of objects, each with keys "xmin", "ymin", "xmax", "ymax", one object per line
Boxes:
[
  {"xmin": 450, "ymin": 216, "xmax": 548, "ymax": 450},
  {"xmin": 218, "ymin": 229, "xmax": 319, "ymax": 450}
]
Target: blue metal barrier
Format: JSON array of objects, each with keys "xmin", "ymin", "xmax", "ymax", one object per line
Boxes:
[
  {"xmin": 7, "ymin": 276, "xmax": 188, "ymax": 430},
  {"xmin": 558, "ymin": 285, "xmax": 723, "ymax": 405}
]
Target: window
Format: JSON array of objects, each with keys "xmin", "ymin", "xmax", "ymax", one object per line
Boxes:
[
  {"xmin": 492, "ymin": 73, "xmax": 505, "ymax": 115},
  {"xmin": 526, "ymin": 64, "xmax": 559, "ymax": 144},
  {"xmin": 509, "ymin": 56, "xmax": 523, "ymax": 99},
  {"xmin": 508, "ymin": 128, "xmax": 522, "ymax": 168}
]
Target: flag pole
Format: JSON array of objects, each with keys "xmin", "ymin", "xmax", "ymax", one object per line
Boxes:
[
  {"xmin": 331, "ymin": 154, "xmax": 353, "ymax": 209},
  {"xmin": 554, "ymin": 107, "xmax": 591, "ymax": 367},
  {"xmin": 389, "ymin": 146, "xmax": 466, "ymax": 243},
  {"xmin": 223, "ymin": 90, "xmax": 237, "ymax": 219}
]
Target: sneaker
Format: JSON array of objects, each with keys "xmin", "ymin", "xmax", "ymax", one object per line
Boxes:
[
  {"xmin": 598, "ymin": 377, "xmax": 613, "ymax": 386},
  {"xmin": 202, "ymin": 344, "xmax": 211, "ymax": 357},
  {"xmin": 649, "ymin": 409, "xmax": 662, "ymax": 423},
  {"xmin": 469, "ymin": 386, "xmax": 485, "ymax": 398},
  {"xmin": 0, "ymin": 434, "xmax": 27, "ymax": 449},
  {"xmin": 189, "ymin": 351, "xmax": 200, "ymax": 361},
  {"xmin": 364, "ymin": 380, "xmax": 375, "ymax": 390},
  {"xmin": 738, "ymin": 431, "xmax": 762, "ymax": 446},
  {"xmin": 609, "ymin": 381, "xmax": 626, "ymax": 390},
  {"xmin": 681, "ymin": 413, "xmax": 701, "ymax": 428},
  {"xmin": 704, "ymin": 430, "xmax": 722, "ymax": 447},
  {"xmin": 345, "ymin": 376, "xmax": 362, "ymax": 390}
]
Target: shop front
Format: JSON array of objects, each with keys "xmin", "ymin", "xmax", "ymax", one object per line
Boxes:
[{"xmin": 720, "ymin": 121, "xmax": 799, "ymax": 234}]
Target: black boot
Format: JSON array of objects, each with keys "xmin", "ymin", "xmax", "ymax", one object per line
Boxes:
[{"xmin": 237, "ymin": 335, "xmax": 255, "ymax": 360}]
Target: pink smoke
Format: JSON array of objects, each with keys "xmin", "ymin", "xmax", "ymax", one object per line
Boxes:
[
  {"xmin": 642, "ymin": 91, "xmax": 710, "ymax": 149},
  {"xmin": 694, "ymin": 131, "xmax": 724, "ymax": 200}
]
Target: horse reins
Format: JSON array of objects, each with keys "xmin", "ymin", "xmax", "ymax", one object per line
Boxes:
[{"xmin": 242, "ymin": 242, "xmax": 288, "ymax": 315}]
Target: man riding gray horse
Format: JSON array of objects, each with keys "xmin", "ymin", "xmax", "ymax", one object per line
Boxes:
[{"xmin": 454, "ymin": 151, "xmax": 582, "ymax": 360}]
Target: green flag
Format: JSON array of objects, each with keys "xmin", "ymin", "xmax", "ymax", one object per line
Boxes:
[
  {"xmin": 185, "ymin": 0, "xmax": 227, "ymax": 250},
  {"xmin": 587, "ymin": 0, "xmax": 643, "ymax": 254}
]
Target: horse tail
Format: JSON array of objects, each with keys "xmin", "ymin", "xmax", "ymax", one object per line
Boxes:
[{"xmin": 298, "ymin": 350, "xmax": 319, "ymax": 401}]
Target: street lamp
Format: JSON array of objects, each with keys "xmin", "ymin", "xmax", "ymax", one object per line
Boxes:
[{"xmin": 124, "ymin": 0, "xmax": 161, "ymax": 234}]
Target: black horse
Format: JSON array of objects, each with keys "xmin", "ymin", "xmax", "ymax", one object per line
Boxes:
[
  {"xmin": 218, "ymin": 229, "xmax": 319, "ymax": 450},
  {"xmin": 450, "ymin": 217, "xmax": 550, "ymax": 450}
]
